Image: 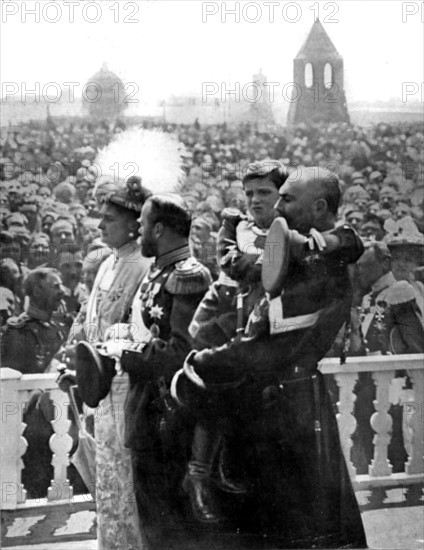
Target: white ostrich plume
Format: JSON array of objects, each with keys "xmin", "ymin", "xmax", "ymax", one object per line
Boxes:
[{"xmin": 95, "ymin": 127, "xmax": 185, "ymax": 195}]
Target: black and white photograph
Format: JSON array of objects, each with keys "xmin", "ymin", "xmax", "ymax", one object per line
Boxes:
[{"xmin": 0, "ymin": 1, "xmax": 423, "ymax": 549}]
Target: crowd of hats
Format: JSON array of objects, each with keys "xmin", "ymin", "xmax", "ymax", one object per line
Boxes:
[{"xmin": 0, "ymin": 117, "xmax": 423, "ymax": 327}]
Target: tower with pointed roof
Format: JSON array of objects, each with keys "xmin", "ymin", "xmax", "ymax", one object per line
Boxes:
[
  {"xmin": 287, "ymin": 19, "xmax": 349, "ymax": 125},
  {"xmin": 84, "ymin": 62, "xmax": 127, "ymax": 121}
]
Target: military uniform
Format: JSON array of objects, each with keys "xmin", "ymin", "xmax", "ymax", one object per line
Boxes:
[
  {"xmin": 190, "ymin": 208, "xmax": 267, "ymax": 349},
  {"xmin": 121, "ymin": 244, "xmax": 211, "ymax": 548},
  {"xmin": 1, "ymin": 305, "xmax": 67, "ymax": 498},
  {"xmin": 186, "ymin": 209, "xmax": 270, "ymax": 525},
  {"xmin": 351, "ymin": 271, "xmax": 424, "ymax": 474},
  {"xmin": 185, "ymin": 224, "xmax": 367, "ymax": 549},
  {"xmin": 1, "ymin": 305, "xmax": 66, "ymax": 373},
  {"xmin": 355, "ymin": 272, "xmax": 424, "ymax": 355}
]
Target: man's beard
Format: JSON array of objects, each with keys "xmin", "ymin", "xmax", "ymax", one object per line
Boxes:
[{"xmin": 141, "ymin": 238, "xmax": 156, "ymax": 258}]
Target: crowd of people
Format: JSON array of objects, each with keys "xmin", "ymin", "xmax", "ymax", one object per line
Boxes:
[
  {"xmin": 1, "ymin": 118, "xmax": 423, "ymax": 327},
  {"xmin": 0, "ymin": 116, "xmax": 423, "ymax": 549}
]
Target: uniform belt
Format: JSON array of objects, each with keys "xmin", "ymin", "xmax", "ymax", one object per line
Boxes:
[
  {"xmin": 277, "ymin": 365, "xmax": 315, "ymax": 384},
  {"xmin": 255, "ymin": 364, "xmax": 316, "ymax": 385},
  {"xmin": 269, "ymin": 307, "xmax": 324, "ymax": 335}
]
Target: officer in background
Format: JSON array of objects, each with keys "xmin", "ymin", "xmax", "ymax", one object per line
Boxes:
[
  {"xmin": 1, "ymin": 267, "xmax": 66, "ymax": 373},
  {"xmin": 1, "ymin": 267, "xmax": 68, "ymax": 498},
  {"xmin": 350, "ymin": 241, "xmax": 424, "ymax": 473}
]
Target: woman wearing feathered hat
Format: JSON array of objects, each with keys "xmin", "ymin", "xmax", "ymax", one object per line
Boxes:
[{"xmin": 58, "ymin": 128, "xmax": 185, "ymax": 550}]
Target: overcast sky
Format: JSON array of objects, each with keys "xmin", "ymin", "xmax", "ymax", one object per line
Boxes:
[{"xmin": 1, "ymin": 0, "xmax": 423, "ymax": 104}]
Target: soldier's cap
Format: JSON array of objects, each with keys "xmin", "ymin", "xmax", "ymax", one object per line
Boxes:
[
  {"xmin": 386, "ymin": 231, "xmax": 424, "ymax": 248},
  {"xmin": 5, "ymin": 212, "xmax": 28, "ymax": 227},
  {"xmin": 19, "ymin": 202, "xmax": 38, "ymax": 213},
  {"xmin": 345, "ymin": 184, "xmax": 370, "ymax": 199},
  {"xmin": 351, "ymin": 171, "xmax": 364, "ymax": 181},
  {"xmin": 352, "ymin": 177, "xmax": 366, "ymax": 185},
  {"xmin": 380, "ymin": 185, "xmax": 396, "ymax": 196},
  {"xmin": 30, "ymin": 233, "xmax": 50, "ymax": 247},
  {"xmin": 41, "ymin": 210, "xmax": 58, "ymax": 223},
  {"xmin": 370, "ymin": 170, "xmax": 383, "ymax": 182},
  {"xmin": 344, "ymin": 204, "xmax": 362, "ymax": 217},
  {"xmin": 8, "ymin": 225, "xmax": 30, "ymax": 239},
  {"xmin": 50, "ymin": 218, "xmax": 75, "ymax": 234}
]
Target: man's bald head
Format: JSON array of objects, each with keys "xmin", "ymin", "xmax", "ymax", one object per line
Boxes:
[
  {"xmin": 275, "ymin": 166, "xmax": 340, "ymax": 233},
  {"xmin": 291, "ymin": 167, "xmax": 341, "ymax": 214}
]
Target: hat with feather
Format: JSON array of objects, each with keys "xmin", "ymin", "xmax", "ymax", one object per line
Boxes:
[{"xmin": 93, "ymin": 128, "xmax": 185, "ymax": 213}]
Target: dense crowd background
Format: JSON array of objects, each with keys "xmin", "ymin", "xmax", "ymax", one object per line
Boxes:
[
  {"xmin": 0, "ymin": 117, "xmax": 423, "ymax": 498},
  {"xmin": 1, "ymin": 117, "xmax": 423, "ymax": 339}
]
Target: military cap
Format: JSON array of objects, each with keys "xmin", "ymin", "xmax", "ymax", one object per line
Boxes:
[
  {"xmin": 5, "ymin": 212, "xmax": 28, "ymax": 228},
  {"xmin": 370, "ymin": 170, "xmax": 383, "ymax": 182}
]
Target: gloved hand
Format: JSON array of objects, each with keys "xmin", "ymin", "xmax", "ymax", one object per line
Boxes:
[
  {"xmin": 56, "ymin": 365, "xmax": 77, "ymax": 393},
  {"xmin": 63, "ymin": 344, "xmax": 77, "ymax": 369},
  {"xmin": 101, "ymin": 323, "xmax": 135, "ymax": 359},
  {"xmin": 99, "ymin": 339, "xmax": 127, "ymax": 360}
]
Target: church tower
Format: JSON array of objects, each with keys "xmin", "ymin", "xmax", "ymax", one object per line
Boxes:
[{"xmin": 287, "ymin": 19, "xmax": 349, "ymax": 125}]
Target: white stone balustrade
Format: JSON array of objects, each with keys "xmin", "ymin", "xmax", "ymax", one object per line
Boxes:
[
  {"xmin": 1, "ymin": 354, "xmax": 423, "ymax": 511},
  {"xmin": 320, "ymin": 354, "xmax": 424, "ymax": 490},
  {"xmin": 1, "ymin": 369, "xmax": 75, "ymax": 510}
]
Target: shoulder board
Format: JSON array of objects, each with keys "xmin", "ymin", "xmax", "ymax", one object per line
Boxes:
[
  {"xmin": 380, "ymin": 280, "xmax": 416, "ymax": 306},
  {"xmin": 6, "ymin": 312, "xmax": 31, "ymax": 329},
  {"xmin": 165, "ymin": 257, "xmax": 212, "ymax": 295}
]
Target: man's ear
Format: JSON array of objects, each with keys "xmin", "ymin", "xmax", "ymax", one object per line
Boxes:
[
  {"xmin": 154, "ymin": 221, "xmax": 164, "ymax": 239},
  {"xmin": 314, "ymin": 198, "xmax": 328, "ymax": 216},
  {"xmin": 129, "ymin": 220, "xmax": 139, "ymax": 236},
  {"xmin": 32, "ymin": 283, "xmax": 41, "ymax": 301}
]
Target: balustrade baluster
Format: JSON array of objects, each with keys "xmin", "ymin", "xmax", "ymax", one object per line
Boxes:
[
  {"xmin": 334, "ymin": 371, "xmax": 358, "ymax": 477},
  {"xmin": 47, "ymin": 388, "xmax": 73, "ymax": 503},
  {"xmin": 0, "ymin": 369, "xmax": 27, "ymax": 509},
  {"xmin": 405, "ymin": 369, "xmax": 424, "ymax": 475},
  {"xmin": 369, "ymin": 370, "xmax": 395, "ymax": 476}
]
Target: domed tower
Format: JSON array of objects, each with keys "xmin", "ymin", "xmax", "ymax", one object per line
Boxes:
[
  {"xmin": 287, "ymin": 19, "xmax": 349, "ymax": 126},
  {"xmin": 84, "ymin": 63, "xmax": 127, "ymax": 121}
]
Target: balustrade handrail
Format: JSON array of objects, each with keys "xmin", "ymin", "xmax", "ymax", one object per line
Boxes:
[
  {"xmin": 1, "ymin": 354, "xmax": 423, "ymax": 510},
  {"xmin": 319, "ymin": 353, "xmax": 423, "ymax": 374}
]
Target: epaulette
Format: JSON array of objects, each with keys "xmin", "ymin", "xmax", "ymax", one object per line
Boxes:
[
  {"xmin": 6, "ymin": 312, "xmax": 31, "ymax": 329},
  {"xmin": 165, "ymin": 257, "xmax": 212, "ymax": 295},
  {"xmin": 380, "ymin": 280, "xmax": 416, "ymax": 306}
]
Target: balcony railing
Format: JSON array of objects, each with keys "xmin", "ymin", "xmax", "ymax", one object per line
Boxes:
[{"xmin": 1, "ymin": 354, "xmax": 423, "ymax": 546}]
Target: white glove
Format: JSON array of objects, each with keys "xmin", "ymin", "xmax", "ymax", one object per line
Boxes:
[
  {"xmin": 104, "ymin": 323, "xmax": 134, "ymax": 342},
  {"xmin": 308, "ymin": 228, "xmax": 327, "ymax": 252},
  {"xmin": 99, "ymin": 339, "xmax": 127, "ymax": 359}
]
